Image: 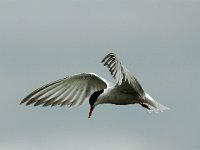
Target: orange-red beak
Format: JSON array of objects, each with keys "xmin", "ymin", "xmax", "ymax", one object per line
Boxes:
[{"xmin": 88, "ymin": 105, "xmax": 94, "ymax": 118}]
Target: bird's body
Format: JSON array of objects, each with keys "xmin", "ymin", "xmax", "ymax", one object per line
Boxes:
[
  {"xmin": 97, "ymin": 86, "xmax": 140, "ymax": 106},
  {"xmin": 21, "ymin": 53, "xmax": 169, "ymax": 118}
]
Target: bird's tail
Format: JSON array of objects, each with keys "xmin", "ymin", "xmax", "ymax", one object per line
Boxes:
[{"xmin": 144, "ymin": 93, "xmax": 170, "ymax": 113}]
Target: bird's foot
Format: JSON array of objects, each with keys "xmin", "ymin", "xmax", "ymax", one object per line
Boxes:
[{"xmin": 139, "ymin": 101, "xmax": 150, "ymax": 110}]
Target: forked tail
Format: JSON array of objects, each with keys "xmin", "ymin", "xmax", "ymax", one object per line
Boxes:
[{"xmin": 144, "ymin": 93, "xmax": 170, "ymax": 113}]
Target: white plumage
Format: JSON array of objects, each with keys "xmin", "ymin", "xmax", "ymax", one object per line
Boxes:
[{"xmin": 21, "ymin": 53, "xmax": 169, "ymax": 118}]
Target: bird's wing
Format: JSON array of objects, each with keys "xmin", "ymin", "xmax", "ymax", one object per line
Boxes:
[
  {"xmin": 102, "ymin": 53, "xmax": 144, "ymax": 97},
  {"xmin": 20, "ymin": 73, "xmax": 108, "ymax": 107}
]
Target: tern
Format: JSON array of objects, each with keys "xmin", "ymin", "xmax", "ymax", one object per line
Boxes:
[{"xmin": 20, "ymin": 53, "xmax": 169, "ymax": 118}]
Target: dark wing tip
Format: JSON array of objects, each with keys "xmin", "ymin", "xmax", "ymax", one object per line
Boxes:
[
  {"xmin": 101, "ymin": 52, "xmax": 116, "ymax": 63},
  {"xmin": 101, "ymin": 53, "xmax": 119, "ymax": 79},
  {"xmin": 20, "ymin": 98, "xmax": 28, "ymax": 105},
  {"xmin": 20, "ymin": 101, "xmax": 24, "ymax": 104}
]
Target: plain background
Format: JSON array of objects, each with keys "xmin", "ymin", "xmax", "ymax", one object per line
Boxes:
[{"xmin": 0, "ymin": 0, "xmax": 199, "ymax": 150}]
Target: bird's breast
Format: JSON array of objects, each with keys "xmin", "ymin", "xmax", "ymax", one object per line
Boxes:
[{"xmin": 96, "ymin": 87, "xmax": 140, "ymax": 105}]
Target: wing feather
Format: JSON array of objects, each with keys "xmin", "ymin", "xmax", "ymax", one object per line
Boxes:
[
  {"xmin": 21, "ymin": 73, "xmax": 108, "ymax": 107},
  {"xmin": 102, "ymin": 53, "xmax": 144, "ymax": 98}
]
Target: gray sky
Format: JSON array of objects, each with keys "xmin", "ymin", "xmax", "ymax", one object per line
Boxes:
[{"xmin": 0, "ymin": 0, "xmax": 200, "ymax": 150}]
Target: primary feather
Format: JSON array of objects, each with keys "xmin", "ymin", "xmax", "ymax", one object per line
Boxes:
[{"xmin": 21, "ymin": 73, "xmax": 108, "ymax": 107}]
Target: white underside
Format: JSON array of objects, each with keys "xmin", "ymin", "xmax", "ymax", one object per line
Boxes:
[
  {"xmin": 95, "ymin": 87, "xmax": 169, "ymax": 113},
  {"xmin": 96, "ymin": 86, "xmax": 141, "ymax": 105}
]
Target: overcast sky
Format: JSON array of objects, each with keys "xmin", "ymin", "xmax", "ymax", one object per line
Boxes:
[{"xmin": 0, "ymin": 0, "xmax": 200, "ymax": 150}]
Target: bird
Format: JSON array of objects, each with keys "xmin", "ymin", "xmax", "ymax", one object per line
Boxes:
[{"xmin": 20, "ymin": 53, "xmax": 169, "ymax": 118}]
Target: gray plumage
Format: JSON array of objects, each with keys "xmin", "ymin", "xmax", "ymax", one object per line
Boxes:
[{"xmin": 21, "ymin": 53, "xmax": 169, "ymax": 117}]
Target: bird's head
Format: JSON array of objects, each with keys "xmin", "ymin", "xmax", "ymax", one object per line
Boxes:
[{"xmin": 88, "ymin": 90, "xmax": 104, "ymax": 118}]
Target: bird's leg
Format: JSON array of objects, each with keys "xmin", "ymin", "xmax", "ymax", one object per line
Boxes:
[{"xmin": 139, "ymin": 101, "xmax": 150, "ymax": 110}]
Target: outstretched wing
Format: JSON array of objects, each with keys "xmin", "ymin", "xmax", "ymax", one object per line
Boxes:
[
  {"xmin": 102, "ymin": 53, "xmax": 144, "ymax": 97},
  {"xmin": 20, "ymin": 73, "xmax": 108, "ymax": 107}
]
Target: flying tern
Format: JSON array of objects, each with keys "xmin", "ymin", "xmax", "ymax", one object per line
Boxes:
[{"xmin": 20, "ymin": 53, "xmax": 169, "ymax": 118}]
